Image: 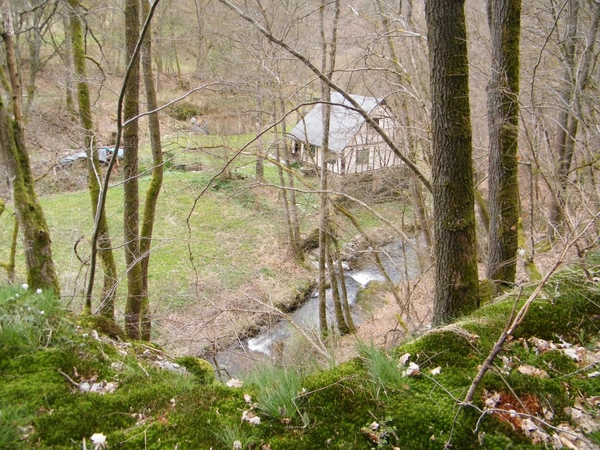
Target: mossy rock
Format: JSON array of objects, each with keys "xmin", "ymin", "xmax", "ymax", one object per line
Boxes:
[
  {"xmin": 175, "ymin": 356, "xmax": 215, "ymax": 385},
  {"xmin": 79, "ymin": 314, "xmax": 126, "ymax": 341},
  {"xmin": 300, "ymin": 228, "xmax": 320, "ymax": 251},
  {"xmin": 166, "ymin": 101, "xmax": 202, "ymax": 121},
  {"xmin": 515, "ymin": 278, "xmax": 600, "ymax": 342},
  {"xmin": 355, "ymin": 281, "xmax": 387, "ymax": 304}
]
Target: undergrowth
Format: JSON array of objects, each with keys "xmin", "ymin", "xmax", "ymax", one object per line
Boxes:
[{"xmin": 1, "ymin": 257, "xmax": 599, "ymax": 449}]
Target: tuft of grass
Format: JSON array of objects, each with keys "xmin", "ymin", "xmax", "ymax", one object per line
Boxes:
[
  {"xmin": 356, "ymin": 340, "xmax": 404, "ymax": 396},
  {"xmin": 244, "ymin": 363, "xmax": 304, "ymax": 420},
  {"xmin": 213, "ymin": 421, "xmax": 261, "ymax": 450},
  {"xmin": 0, "ymin": 404, "xmax": 29, "ymax": 449}
]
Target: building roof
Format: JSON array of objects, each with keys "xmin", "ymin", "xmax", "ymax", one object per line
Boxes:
[{"xmin": 288, "ymin": 92, "xmax": 382, "ymax": 153}]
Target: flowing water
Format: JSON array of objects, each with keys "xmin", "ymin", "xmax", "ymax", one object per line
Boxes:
[{"xmin": 213, "ymin": 237, "xmax": 423, "ymax": 377}]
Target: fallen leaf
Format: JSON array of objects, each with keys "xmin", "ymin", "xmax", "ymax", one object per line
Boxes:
[
  {"xmin": 529, "ymin": 337, "xmax": 554, "ymax": 353},
  {"xmin": 403, "ymin": 362, "xmax": 420, "ymax": 377},
  {"xmin": 430, "ymin": 366, "xmax": 442, "ymax": 376},
  {"xmin": 242, "ymin": 410, "xmax": 261, "ymax": 425},
  {"xmin": 517, "ymin": 365, "xmax": 549, "ymax": 378},
  {"xmin": 562, "ymin": 347, "xmax": 583, "ymax": 362},
  {"xmin": 483, "ymin": 390, "xmax": 501, "ymax": 409},
  {"xmin": 90, "ymin": 432, "xmax": 107, "ymax": 450},
  {"xmin": 398, "ymin": 353, "xmax": 411, "ymax": 367},
  {"xmin": 226, "ymin": 378, "xmax": 243, "ymax": 388},
  {"xmin": 368, "ymin": 421, "xmax": 379, "ymax": 431}
]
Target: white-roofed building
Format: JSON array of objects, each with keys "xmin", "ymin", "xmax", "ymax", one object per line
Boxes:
[{"xmin": 288, "ymin": 92, "xmax": 403, "ymax": 176}]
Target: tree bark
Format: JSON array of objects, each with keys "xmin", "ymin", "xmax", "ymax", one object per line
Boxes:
[
  {"xmin": 123, "ymin": 0, "xmax": 144, "ymax": 340},
  {"xmin": 486, "ymin": 0, "xmax": 522, "ymax": 285},
  {"xmin": 326, "ymin": 241, "xmax": 349, "ymax": 335},
  {"xmin": 68, "ymin": 0, "xmax": 118, "ymax": 316},
  {"xmin": 425, "ymin": 0, "xmax": 479, "ymax": 325},
  {"xmin": 139, "ymin": 0, "xmax": 164, "ymax": 342}
]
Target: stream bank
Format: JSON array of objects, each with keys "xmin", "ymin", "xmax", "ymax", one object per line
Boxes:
[{"xmin": 213, "ymin": 234, "xmax": 425, "ymax": 377}]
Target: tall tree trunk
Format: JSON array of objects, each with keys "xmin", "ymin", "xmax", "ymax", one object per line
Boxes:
[
  {"xmin": 425, "ymin": 0, "xmax": 479, "ymax": 325},
  {"xmin": 255, "ymin": 93, "xmax": 265, "ymax": 180},
  {"xmin": 486, "ymin": 0, "xmax": 522, "ymax": 285},
  {"xmin": 0, "ymin": 1, "xmax": 59, "ymax": 295},
  {"xmin": 139, "ymin": 0, "xmax": 164, "ymax": 342},
  {"xmin": 333, "ymin": 237, "xmax": 355, "ymax": 333},
  {"xmin": 279, "ymin": 96, "xmax": 301, "ymax": 257},
  {"xmin": 123, "ymin": 0, "xmax": 144, "ymax": 340},
  {"xmin": 317, "ymin": 0, "xmax": 340, "ymax": 337},
  {"xmin": 547, "ymin": 0, "xmax": 578, "ymax": 241},
  {"xmin": 68, "ymin": 0, "xmax": 118, "ymax": 316}
]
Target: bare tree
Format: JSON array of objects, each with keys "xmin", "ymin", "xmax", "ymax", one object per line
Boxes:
[
  {"xmin": 425, "ymin": 0, "xmax": 479, "ymax": 325},
  {"xmin": 485, "ymin": 0, "xmax": 522, "ymax": 286},
  {"xmin": 122, "ymin": 0, "xmax": 145, "ymax": 340},
  {"xmin": 0, "ymin": 0, "xmax": 59, "ymax": 294},
  {"xmin": 139, "ymin": 0, "xmax": 164, "ymax": 341},
  {"xmin": 68, "ymin": 0, "xmax": 118, "ymax": 316},
  {"xmin": 547, "ymin": 0, "xmax": 600, "ymax": 243}
]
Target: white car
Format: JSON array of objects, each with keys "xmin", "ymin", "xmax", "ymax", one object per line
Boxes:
[{"xmin": 58, "ymin": 147, "xmax": 124, "ymax": 166}]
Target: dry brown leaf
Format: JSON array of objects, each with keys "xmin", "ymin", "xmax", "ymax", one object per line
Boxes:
[{"xmin": 517, "ymin": 365, "xmax": 549, "ymax": 378}]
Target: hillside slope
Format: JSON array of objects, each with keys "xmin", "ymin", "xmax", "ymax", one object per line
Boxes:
[{"xmin": 1, "ymin": 258, "xmax": 599, "ymax": 449}]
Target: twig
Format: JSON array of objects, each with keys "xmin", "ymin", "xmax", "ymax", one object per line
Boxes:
[
  {"xmin": 58, "ymin": 369, "xmax": 80, "ymax": 387},
  {"xmin": 462, "ymin": 228, "xmax": 588, "ymax": 406},
  {"xmin": 137, "ymin": 362, "xmax": 150, "ymax": 378}
]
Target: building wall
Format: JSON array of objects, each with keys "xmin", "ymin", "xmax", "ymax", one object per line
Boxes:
[{"xmin": 290, "ymin": 106, "xmax": 405, "ymax": 175}]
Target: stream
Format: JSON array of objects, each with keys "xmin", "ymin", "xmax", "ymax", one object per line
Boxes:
[{"xmin": 213, "ymin": 236, "xmax": 423, "ymax": 377}]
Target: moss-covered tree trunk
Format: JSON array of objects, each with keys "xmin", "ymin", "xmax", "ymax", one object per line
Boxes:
[
  {"xmin": 0, "ymin": 3, "xmax": 59, "ymax": 295},
  {"xmin": 486, "ymin": 0, "xmax": 522, "ymax": 285},
  {"xmin": 139, "ymin": 0, "xmax": 163, "ymax": 342},
  {"xmin": 0, "ymin": 198, "xmax": 17, "ymax": 283},
  {"xmin": 425, "ymin": 0, "xmax": 479, "ymax": 325},
  {"xmin": 123, "ymin": 0, "xmax": 144, "ymax": 340},
  {"xmin": 68, "ymin": 0, "xmax": 118, "ymax": 316},
  {"xmin": 333, "ymin": 237, "xmax": 355, "ymax": 333}
]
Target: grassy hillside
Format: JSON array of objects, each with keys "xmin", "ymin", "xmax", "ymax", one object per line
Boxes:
[
  {"xmin": 0, "ymin": 143, "xmax": 415, "ymax": 356},
  {"xmin": 1, "ymin": 258, "xmax": 599, "ymax": 449}
]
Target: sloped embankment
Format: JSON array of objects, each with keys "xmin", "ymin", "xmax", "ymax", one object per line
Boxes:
[{"xmin": 1, "ymin": 258, "xmax": 599, "ymax": 449}]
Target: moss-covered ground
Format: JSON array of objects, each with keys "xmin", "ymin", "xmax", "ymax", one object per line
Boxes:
[{"xmin": 1, "ymin": 257, "xmax": 599, "ymax": 449}]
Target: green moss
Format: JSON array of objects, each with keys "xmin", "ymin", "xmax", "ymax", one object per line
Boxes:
[
  {"xmin": 515, "ymin": 277, "xmax": 600, "ymax": 342},
  {"xmin": 402, "ymin": 329, "xmax": 482, "ymax": 370},
  {"xmin": 479, "ymin": 278, "xmax": 495, "ymax": 305},
  {"xmin": 166, "ymin": 101, "xmax": 202, "ymax": 121},
  {"xmin": 79, "ymin": 314, "xmax": 127, "ymax": 340},
  {"xmin": 175, "ymin": 356, "xmax": 215, "ymax": 385}
]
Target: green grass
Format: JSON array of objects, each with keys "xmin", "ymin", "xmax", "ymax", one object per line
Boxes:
[{"xmin": 0, "ymin": 169, "xmax": 291, "ymax": 309}]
